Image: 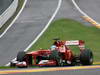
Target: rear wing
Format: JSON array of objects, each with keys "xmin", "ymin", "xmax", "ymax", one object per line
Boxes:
[{"xmin": 65, "ymin": 40, "xmax": 85, "ymax": 48}]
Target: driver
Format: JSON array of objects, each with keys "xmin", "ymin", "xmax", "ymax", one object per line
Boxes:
[
  {"xmin": 53, "ymin": 39, "xmax": 64, "ymax": 47},
  {"xmin": 50, "ymin": 45, "xmax": 57, "ymax": 51}
]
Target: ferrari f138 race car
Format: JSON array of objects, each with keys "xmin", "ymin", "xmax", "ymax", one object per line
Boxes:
[{"xmin": 10, "ymin": 39, "xmax": 93, "ymax": 68}]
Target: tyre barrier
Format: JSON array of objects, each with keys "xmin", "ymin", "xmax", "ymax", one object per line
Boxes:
[{"xmin": 0, "ymin": 0, "xmax": 18, "ymax": 28}]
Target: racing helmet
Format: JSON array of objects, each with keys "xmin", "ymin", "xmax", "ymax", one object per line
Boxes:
[{"xmin": 50, "ymin": 45, "xmax": 56, "ymax": 51}]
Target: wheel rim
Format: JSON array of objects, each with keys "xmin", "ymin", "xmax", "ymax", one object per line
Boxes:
[{"xmin": 90, "ymin": 57, "xmax": 93, "ymax": 63}]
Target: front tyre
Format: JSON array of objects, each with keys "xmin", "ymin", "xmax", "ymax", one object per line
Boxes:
[{"xmin": 17, "ymin": 51, "xmax": 26, "ymax": 62}]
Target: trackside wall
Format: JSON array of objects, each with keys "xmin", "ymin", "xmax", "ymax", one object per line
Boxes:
[{"xmin": 0, "ymin": 0, "xmax": 18, "ymax": 28}]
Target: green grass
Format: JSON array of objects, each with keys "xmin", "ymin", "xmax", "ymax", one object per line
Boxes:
[
  {"xmin": 0, "ymin": 66, "xmax": 15, "ymax": 69},
  {"xmin": 0, "ymin": 66, "xmax": 39, "ymax": 69},
  {"xmin": 0, "ymin": 0, "xmax": 24, "ymax": 33},
  {"xmin": 29, "ymin": 18, "xmax": 100, "ymax": 62}
]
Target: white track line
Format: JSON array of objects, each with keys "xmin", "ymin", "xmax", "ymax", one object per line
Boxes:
[
  {"xmin": 5, "ymin": 0, "xmax": 62, "ymax": 66},
  {"xmin": 72, "ymin": 0, "xmax": 87, "ymax": 16},
  {"xmin": 72, "ymin": 0, "xmax": 100, "ymax": 27},
  {"xmin": 0, "ymin": 0, "xmax": 28, "ymax": 38}
]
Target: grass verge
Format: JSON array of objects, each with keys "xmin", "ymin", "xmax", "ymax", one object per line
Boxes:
[
  {"xmin": 0, "ymin": 0, "xmax": 24, "ymax": 34},
  {"xmin": 29, "ymin": 18, "xmax": 100, "ymax": 62},
  {"xmin": 0, "ymin": 66, "xmax": 15, "ymax": 69},
  {"xmin": 0, "ymin": 66, "xmax": 39, "ymax": 69}
]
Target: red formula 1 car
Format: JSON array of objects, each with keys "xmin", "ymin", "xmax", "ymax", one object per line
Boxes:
[{"xmin": 10, "ymin": 39, "xmax": 93, "ymax": 68}]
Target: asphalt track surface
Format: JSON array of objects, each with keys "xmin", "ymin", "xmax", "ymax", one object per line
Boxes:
[
  {"xmin": 54, "ymin": 0, "xmax": 82, "ymax": 21},
  {"xmin": 77, "ymin": 0, "xmax": 100, "ymax": 23},
  {"xmin": 0, "ymin": 0, "xmax": 13, "ymax": 15},
  {"xmin": 0, "ymin": 0, "xmax": 58, "ymax": 66}
]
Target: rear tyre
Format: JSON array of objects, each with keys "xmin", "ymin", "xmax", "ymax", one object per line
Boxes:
[
  {"xmin": 80, "ymin": 49, "xmax": 93, "ymax": 65},
  {"xmin": 17, "ymin": 51, "xmax": 26, "ymax": 62}
]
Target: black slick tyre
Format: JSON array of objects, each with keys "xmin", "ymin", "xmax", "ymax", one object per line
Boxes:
[
  {"xmin": 17, "ymin": 51, "xmax": 26, "ymax": 62},
  {"xmin": 80, "ymin": 49, "xmax": 93, "ymax": 65}
]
